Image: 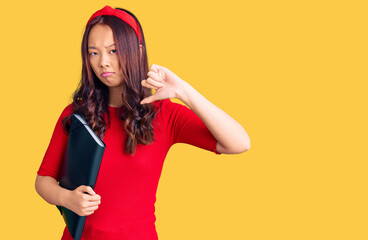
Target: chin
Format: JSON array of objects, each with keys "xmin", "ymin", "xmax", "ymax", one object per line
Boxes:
[{"xmin": 106, "ymin": 82, "xmax": 124, "ymax": 88}]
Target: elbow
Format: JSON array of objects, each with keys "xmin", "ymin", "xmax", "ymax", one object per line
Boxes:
[
  {"xmin": 244, "ymin": 140, "xmax": 251, "ymax": 152},
  {"xmin": 216, "ymin": 137, "xmax": 250, "ymax": 154},
  {"xmin": 237, "ymin": 131, "xmax": 251, "ymax": 153},
  {"xmin": 239, "ymin": 140, "xmax": 251, "ymax": 153},
  {"xmin": 35, "ymin": 175, "xmax": 41, "ymax": 195},
  {"xmin": 239, "ymin": 144, "xmax": 250, "ymax": 153},
  {"xmin": 238, "ymin": 136, "xmax": 250, "ymax": 153},
  {"xmin": 228, "ymin": 142, "xmax": 250, "ymax": 154},
  {"xmin": 244, "ymin": 145, "xmax": 250, "ymax": 152},
  {"xmin": 35, "ymin": 174, "xmax": 48, "ymax": 196}
]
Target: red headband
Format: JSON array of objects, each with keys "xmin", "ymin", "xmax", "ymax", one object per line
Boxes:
[{"xmin": 86, "ymin": 5, "xmax": 142, "ymax": 44}]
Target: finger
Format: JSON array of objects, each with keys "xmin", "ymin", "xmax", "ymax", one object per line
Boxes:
[
  {"xmin": 158, "ymin": 70, "xmax": 165, "ymax": 80},
  {"xmin": 141, "ymin": 80, "xmax": 159, "ymax": 90},
  {"xmin": 142, "ymin": 79, "xmax": 163, "ymax": 90},
  {"xmin": 84, "ymin": 213, "xmax": 92, "ymax": 216},
  {"xmin": 88, "ymin": 200, "xmax": 101, "ymax": 206},
  {"xmin": 85, "ymin": 205, "xmax": 99, "ymax": 211},
  {"xmin": 151, "ymin": 64, "xmax": 159, "ymax": 73},
  {"xmin": 147, "ymin": 71, "xmax": 163, "ymax": 81},
  {"xmin": 83, "ymin": 199, "xmax": 100, "ymax": 208},
  {"xmin": 84, "ymin": 211, "xmax": 95, "ymax": 216},
  {"xmin": 88, "ymin": 194, "xmax": 101, "ymax": 201},
  {"xmin": 146, "ymin": 78, "xmax": 164, "ymax": 88},
  {"xmin": 83, "ymin": 206, "xmax": 98, "ymax": 215},
  {"xmin": 140, "ymin": 95, "xmax": 157, "ymax": 105},
  {"xmin": 79, "ymin": 185, "xmax": 95, "ymax": 195},
  {"xmin": 85, "ymin": 202, "xmax": 100, "ymax": 209}
]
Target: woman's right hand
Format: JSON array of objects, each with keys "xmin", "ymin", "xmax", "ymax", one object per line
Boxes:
[{"xmin": 64, "ymin": 185, "xmax": 101, "ymax": 216}]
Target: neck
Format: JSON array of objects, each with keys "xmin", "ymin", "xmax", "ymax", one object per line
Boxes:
[{"xmin": 108, "ymin": 86, "xmax": 124, "ymax": 108}]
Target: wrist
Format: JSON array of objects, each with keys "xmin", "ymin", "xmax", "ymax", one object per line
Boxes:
[
  {"xmin": 175, "ymin": 80, "xmax": 193, "ymax": 104},
  {"xmin": 58, "ymin": 187, "xmax": 71, "ymax": 208}
]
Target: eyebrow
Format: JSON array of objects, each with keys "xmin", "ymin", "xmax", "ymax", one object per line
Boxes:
[{"xmin": 88, "ymin": 43, "xmax": 115, "ymax": 50}]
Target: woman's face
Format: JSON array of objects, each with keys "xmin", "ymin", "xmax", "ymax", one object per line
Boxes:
[{"xmin": 88, "ymin": 23, "xmax": 124, "ymax": 88}]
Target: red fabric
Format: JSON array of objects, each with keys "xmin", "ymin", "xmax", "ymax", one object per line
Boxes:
[
  {"xmin": 86, "ymin": 5, "xmax": 142, "ymax": 44},
  {"xmin": 37, "ymin": 99, "xmax": 221, "ymax": 240}
]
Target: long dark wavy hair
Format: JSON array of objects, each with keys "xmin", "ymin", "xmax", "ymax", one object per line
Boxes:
[{"xmin": 62, "ymin": 7, "xmax": 158, "ymax": 156}]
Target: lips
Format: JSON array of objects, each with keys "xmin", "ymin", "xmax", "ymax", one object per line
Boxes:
[{"xmin": 101, "ymin": 72, "xmax": 114, "ymax": 77}]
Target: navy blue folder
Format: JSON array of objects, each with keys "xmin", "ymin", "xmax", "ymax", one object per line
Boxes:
[{"xmin": 56, "ymin": 114, "xmax": 105, "ymax": 240}]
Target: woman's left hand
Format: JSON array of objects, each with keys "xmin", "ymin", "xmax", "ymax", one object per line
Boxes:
[{"xmin": 140, "ymin": 64, "xmax": 187, "ymax": 104}]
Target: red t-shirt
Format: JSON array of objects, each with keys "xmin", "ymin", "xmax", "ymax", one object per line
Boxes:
[{"xmin": 37, "ymin": 99, "xmax": 221, "ymax": 240}]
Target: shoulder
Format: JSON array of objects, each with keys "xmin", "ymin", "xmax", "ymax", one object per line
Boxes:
[{"xmin": 59, "ymin": 103, "xmax": 74, "ymax": 119}]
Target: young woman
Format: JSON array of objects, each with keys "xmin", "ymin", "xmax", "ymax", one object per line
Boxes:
[{"xmin": 35, "ymin": 5, "xmax": 250, "ymax": 240}]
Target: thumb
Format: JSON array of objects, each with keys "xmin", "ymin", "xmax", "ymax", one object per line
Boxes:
[
  {"xmin": 79, "ymin": 185, "xmax": 95, "ymax": 195},
  {"xmin": 140, "ymin": 95, "xmax": 157, "ymax": 105}
]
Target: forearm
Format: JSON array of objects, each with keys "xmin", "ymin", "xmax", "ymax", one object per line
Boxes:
[
  {"xmin": 176, "ymin": 81, "xmax": 250, "ymax": 153},
  {"xmin": 35, "ymin": 175, "xmax": 70, "ymax": 207}
]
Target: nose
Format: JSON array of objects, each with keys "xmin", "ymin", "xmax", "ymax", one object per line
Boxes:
[{"xmin": 99, "ymin": 52, "xmax": 110, "ymax": 68}]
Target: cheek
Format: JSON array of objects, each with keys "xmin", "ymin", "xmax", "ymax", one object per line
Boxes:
[
  {"xmin": 116, "ymin": 61, "xmax": 124, "ymax": 76},
  {"xmin": 111, "ymin": 55, "xmax": 122, "ymax": 67},
  {"xmin": 89, "ymin": 59, "xmax": 99, "ymax": 73}
]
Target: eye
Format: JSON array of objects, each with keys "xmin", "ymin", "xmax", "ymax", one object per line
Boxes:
[
  {"xmin": 89, "ymin": 52, "xmax": 98, "ymax": 56},
  {"xmin": 110, "ymin": 49, "xmax": 117, "ymax": 54}
]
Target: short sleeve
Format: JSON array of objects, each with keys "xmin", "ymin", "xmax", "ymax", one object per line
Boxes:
[
  {"xmin": 37, "ymin": 104, "xmax": 73, "ymax": 180},
  {"xmin": 159, "ymin": 99, "xmax": 221, "ymax": 155}
]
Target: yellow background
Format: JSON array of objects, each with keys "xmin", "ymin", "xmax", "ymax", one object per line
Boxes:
[{"xmin": 0, "ymin": 0, "xmax": 367, "ymax": 239}]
